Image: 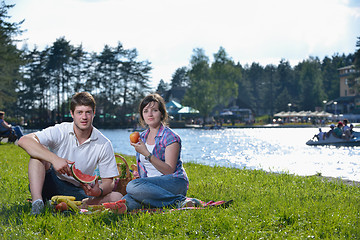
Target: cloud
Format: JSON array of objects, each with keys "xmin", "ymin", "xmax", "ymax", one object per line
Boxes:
[{"xmin": 8, "ymin": 0, "xmax": 360, "ymax": 87}]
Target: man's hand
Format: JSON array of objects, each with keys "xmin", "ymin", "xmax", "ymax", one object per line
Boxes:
[
  {"xmin": 53, "ymin": 158, "xmax": 74, "ymax": 176},
  {"xmin": 81, "ymin": 179, "xmax": 102, "ymax": 197}
]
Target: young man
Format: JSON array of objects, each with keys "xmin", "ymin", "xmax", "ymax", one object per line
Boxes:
[{"xmin": 18, "ymin": 92, "xmax": 122, "ymax": 215}]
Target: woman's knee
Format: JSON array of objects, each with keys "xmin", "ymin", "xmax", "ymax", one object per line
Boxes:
[{"xmin": 126, "ymin": 179, "xmax": 144, "ymax": 195}]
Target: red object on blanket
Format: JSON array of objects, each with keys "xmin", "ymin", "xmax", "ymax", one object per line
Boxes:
[{"xmin": 102, "ymin": 199, "xmax": 127, "ymax": 214}]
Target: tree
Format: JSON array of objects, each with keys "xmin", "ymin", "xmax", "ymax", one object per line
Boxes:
[
  {"xmin": 0, "ymin": 2, "xmax": 24, "ymax": 114},
  {"xmin": 94, "ymin": 43, "xmax": 152, "ymax": 125},
  {"xmin": 234, "ymin": 62, "xmax": 252, "ymax": 110},
  {"xmin": 351, "ymin": 37, "xmax": 360, "ymax": 92},
  {"xmin": 170, "ymin": 66, "xmax": 189, "ymax": 88},
  {"xmin": 322, "ymin": 54, "xmax": 351, "ymax": 102},
  {"xmin": 321, "ymin": 56, "xmax": 337, "ymax": 101},
  {"xmin": 263, "ymin": 64, "xmax": 278, "ymax": 115},
  {"xmin": 295, "ymin": 57, "xmax": 325, "ymax": 110},
  {"xmin": 19, "ymin": 47, "xmax": 51, "ymax": 125},
  {"xmin": 84, "ymin": 52, "xmax": 101, "ymax": 95},
  {"xmin": 275, "ymin": 59, "xmax": 296, "ymax": 112},
  {"xmin": 119, "ymin": 47, "xmax": 152, "ymax": 118},
  {"xmin": 183, "ymin": 48, "xmax": 215, "ymax": 123},
  {"xmin": 69, "ymin": 45, "xmax": 87, "ymax": 93},
  {"xmin": 277, "ymin": 59, "xmax": 296, "ymax": 97},
  {"xmin": 46, "ymin": 37, "xmax": 74, "ymax": 122},
  {"xmin": 96, "ymin": 44, "xmax": 123, "ymax": 114},
  {"xmin": 275, "ymin": 88, "xmax": 291, "ymax": 112},
  {"xmin": 156, "ymin": 79, "xmax": 170, "ymax": 97},
  {"xmin": 244, "ymin": 63, "xmax": 265, "ymax": 114},
  {"xmin": 210, "ymin": 47, "xmax": 239, "ymax": 110},
  {"xmin": 355, "ymin": 37, "xmax": 360, "ymax": 69}
]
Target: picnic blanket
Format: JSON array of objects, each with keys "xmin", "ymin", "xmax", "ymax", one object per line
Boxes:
[
  {"xmin": 129, "ymin": 198, "xmax": 233, "ymax": 215},
  {"xmin": 28, "ymin": 197, "xmax": 233, "ymax": 215}
]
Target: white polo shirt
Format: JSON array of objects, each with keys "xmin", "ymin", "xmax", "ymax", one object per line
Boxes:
[{"xmin": 36, "ymin": 122, "xmax": 119, "ymax": 186}]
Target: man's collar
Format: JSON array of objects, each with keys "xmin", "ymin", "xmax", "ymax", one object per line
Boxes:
[{"xmin": 69, "ymin": 122, "xmax": 98, "ymax": 141}]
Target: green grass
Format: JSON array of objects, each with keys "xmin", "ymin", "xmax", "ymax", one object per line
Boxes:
[{"xmin": 1, "ymin": 143, "xmax": 360, "ymax": 239}]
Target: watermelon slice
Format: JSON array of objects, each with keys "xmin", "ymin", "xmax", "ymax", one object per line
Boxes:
[
  {"xmin": 102, "ymin": 199, "xmax": 127, "ymax": 214},
  {"xmin": 71, "ymin": 164, "xmax": 98, "ymax": 184}
]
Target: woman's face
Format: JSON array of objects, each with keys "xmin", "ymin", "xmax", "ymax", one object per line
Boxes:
[{"xmin": 142, "ymin": 101, "xmax": 162, "ymax": 128}]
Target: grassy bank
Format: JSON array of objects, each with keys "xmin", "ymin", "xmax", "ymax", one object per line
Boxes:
[{"xmin": 0, "ymin": 143, "xmax": 359, "ymax": 239}]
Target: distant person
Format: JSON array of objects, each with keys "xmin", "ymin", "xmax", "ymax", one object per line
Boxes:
[
  {"xmin": 18, "ymin": 92, "xmax": 123, "ymax": 215},
  {"xmin": 343, "ymin": 123, "xmax": 354, "ymax": 140},
  {"xmin": 333, "ymin": 121, "xmax": 344, "ymax": 139},
  {"xmin": 325, "ymin": 124, "xmax": 335, "ymax": 138},
  {"xmin": 343, "ymin": 119, "xmax": 350, "ymax": 133},
  {"xmin": 349, "ymin": 124, "xmax": 355, "ymax": 135},
  {"xmin": 0, "ymin": 111, "xmax": 24, "ymax": 141},
  {"xmin": 313, "ymin": 128, "xmax": 325, "ymax": 140}
]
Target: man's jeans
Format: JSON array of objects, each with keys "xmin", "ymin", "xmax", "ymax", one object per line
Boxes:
[
  {"xmin": 32, "ymin": 167, "xmax": 90, "ymax": 201},
  {"xmin": 122, "ymin": 175, "xmax": 188, "ymax": 211}
]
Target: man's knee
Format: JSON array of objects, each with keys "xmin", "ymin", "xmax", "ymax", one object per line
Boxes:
[
  {"xmin": 29, "ymin": 158, "xmax": 51, "ymax": 170},
  {"xmin": 107, "ymin": 191, "xmax": 123, "ymax": 201}
]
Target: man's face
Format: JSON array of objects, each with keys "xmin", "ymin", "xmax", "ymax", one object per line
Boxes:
[{"xmin": 70, "ymin": 105, "xmax": 95, "ymax": 131}]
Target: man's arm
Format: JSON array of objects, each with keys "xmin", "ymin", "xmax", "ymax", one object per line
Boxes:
[
  {"xmin": 100, "ymin": 178, "xmax": 114, "ymax": 196},
  {"xmin": 18, "ymin": 133, "xmax": 73, "ymax": 176}
]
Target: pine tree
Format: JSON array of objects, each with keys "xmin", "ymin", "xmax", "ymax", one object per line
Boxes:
[{"xmin": 0, "ymin": 2, "xmax": 24, "ymax": 114}]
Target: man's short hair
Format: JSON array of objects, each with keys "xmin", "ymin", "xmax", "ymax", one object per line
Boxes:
[{"xmin": 70, "ymin": 92, "xmax": 96, "ymax": 113}]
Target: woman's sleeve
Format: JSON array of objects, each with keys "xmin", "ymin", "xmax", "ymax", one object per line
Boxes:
[{"xmin": 164, "ymin": 130, "xmax": 181, "ymax": 147}]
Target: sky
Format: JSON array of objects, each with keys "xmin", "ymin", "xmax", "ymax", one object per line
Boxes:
[{"xmin": 7, "ymin": 0, "xmax": 360, "ymax": 89}]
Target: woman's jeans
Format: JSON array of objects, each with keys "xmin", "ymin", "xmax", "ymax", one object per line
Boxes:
[{"xmin": 122, "ymin": 175, "xmax": 188, "ymax": 211}]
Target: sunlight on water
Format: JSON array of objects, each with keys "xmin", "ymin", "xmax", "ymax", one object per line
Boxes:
[{"xmin": 101, "ymin": 127, "xmax": 360, "ymax": 182}]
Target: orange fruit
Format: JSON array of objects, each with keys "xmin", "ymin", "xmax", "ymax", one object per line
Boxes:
[{"xmin": 130, "ymin": 131, "xmax": 140, "ymax": 143}]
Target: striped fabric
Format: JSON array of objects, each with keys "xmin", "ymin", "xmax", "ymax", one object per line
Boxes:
[{"xmin": 136, "ymin": 124, "xmax": 189, "ymax": 183}]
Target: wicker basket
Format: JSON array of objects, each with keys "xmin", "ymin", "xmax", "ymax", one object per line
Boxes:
[{"xmin": 114, "ymin": 154, "xmax": 133, "ymax": 195}]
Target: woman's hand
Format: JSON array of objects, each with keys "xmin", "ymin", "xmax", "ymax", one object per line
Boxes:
[{"xmin": 130, "ymin": 139, "xmax": 151, "ymax": 157}]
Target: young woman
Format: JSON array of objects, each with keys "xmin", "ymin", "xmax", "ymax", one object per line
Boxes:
[{"xmin": 123, "ymin": 93, "xmax": 196, "ymax": 210}]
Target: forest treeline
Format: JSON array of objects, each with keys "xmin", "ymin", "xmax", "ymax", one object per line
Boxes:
[{"xmin": 1, "ymin": 2, "xmax": 360, "ymax": 128}]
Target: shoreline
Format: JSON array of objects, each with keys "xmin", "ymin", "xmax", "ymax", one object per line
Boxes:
[
  {"xmin": 320, "ymin": 175, "xmax": 360, "ymax": 187},
  {"xmin": 182, "ymin": 123, "xmax": 337, "ymax": 129}
]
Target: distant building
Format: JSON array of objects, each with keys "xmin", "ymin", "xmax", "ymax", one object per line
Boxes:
[
  {"xmin": 228, "ymin": 107, "xmax": 253, "ymax": 122},
  {"xmin": 326, "ymin": 65, "xmax": 360, "ymax": 119},
  {"xmin": 339, "ymin": 65, "xmax": 357, "ymax": 97}
]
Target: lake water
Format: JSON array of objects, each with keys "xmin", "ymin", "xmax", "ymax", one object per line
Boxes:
[{"xmin": 100, "ymin": 127, "xmax": 360, "ymax": 182}]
